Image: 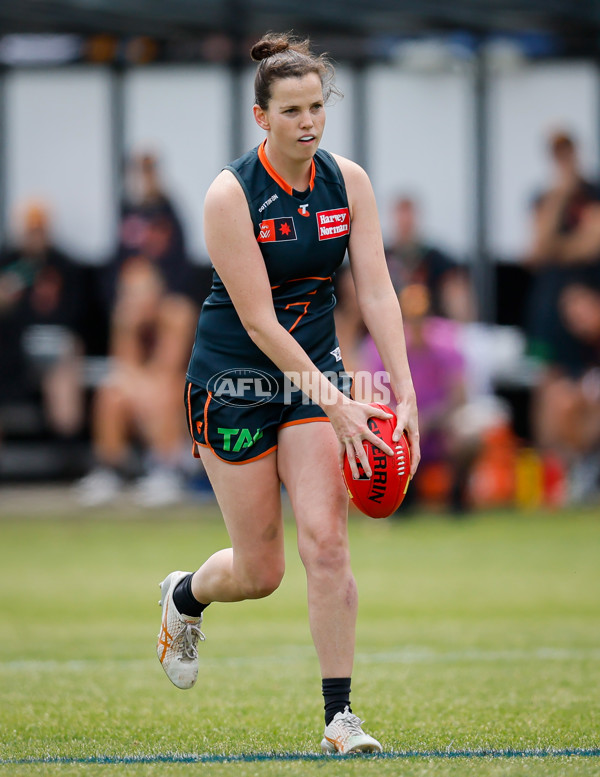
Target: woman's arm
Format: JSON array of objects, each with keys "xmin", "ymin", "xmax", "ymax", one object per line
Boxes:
[
  {"xmin": 526, "ymin": 190, "xmax": 567, "ymax": 265},
  {"xmin": 526, "ymin": 187, "xmax": 600, "ymax": 267},
  {"xmin": 335, "ymin": 154, "xmax": 420, "ymax": 475},
  {"xmin": 204, "ymin": 170, "xmax": 393, "ymax": 477},
  {"xmin": 552, "ymin": 203, "xmax": 600, "ymax": 264}
]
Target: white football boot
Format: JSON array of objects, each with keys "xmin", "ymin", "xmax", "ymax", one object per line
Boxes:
[
  {"xmin": 321, "ymin": 707, "xmax": 383, "ymax": 754},
  {"xmin": 74, "ymin": 467, "xmax": 124, "ymax": 507},
  {"xmin": 157, "ymin": 571, "xmax": 205, "ymax": 689}
]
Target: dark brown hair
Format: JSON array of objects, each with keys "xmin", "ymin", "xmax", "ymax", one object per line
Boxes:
[
  {"xmin": 251, "ymin": 32, "xmax": 341, "ymax": 110},
  {"xmin": 549, "ymin": 130, "xmax": 575, "ymax": 157}
]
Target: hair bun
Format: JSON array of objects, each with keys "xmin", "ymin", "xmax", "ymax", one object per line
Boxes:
[{"xmin": 251, "ymin": 35, "xmax": 290, "ymax": 62}]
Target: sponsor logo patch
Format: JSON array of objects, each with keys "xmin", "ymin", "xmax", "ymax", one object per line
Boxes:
[
  {"xmin": 217, "ymin": 427, "xmax": 263, "ymax": 452},
  {"xmin": 258, "ymin": 217, "xmax": 297, "ymax": 243},
  {"xmin": 316, "ymin": 208, "xmax": 350, "ymax": 241},
  {"xmin": 298, "ymin": 204, "xmax": 310, "ymax": 217}
]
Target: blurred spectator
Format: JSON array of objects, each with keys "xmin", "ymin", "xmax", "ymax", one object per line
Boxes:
[
  {"xmin": 363, "ymin": 285, "xmax": 466, "ymax": 510},
  {"xmin": 363, "ymin": 283, "xmax": 513, "ymax": 511},
  {"xmin": 524, "ymin": 129, "xmax": 600, "ymax": 371},
  {"xmin": 74, "ymin": 256, "xmax": 198, "ymax": 507},
  {"xmin": 533, "ymin": 281, "xmax": 600, "ymax": 502},
  {"xmin": 0, "ymin": 201, "xmax": 86, "ymax": 471},
  {"xmin": 385, "ymin": 195, "xmax": 475, "ymax": 320},
  {"xmin": 73, "ymin": 149, "xmax": 212, "ymax": 504},
  {"xmin": 560, "ymin": 282, "xmax": 600, "ymax": 354},
  {"xmin": 524, "ymin": 129, "xmax": 600, "ymax": 497},
  {"xmin": 99, "ymin": 151, "xmax": 203, "ymax": 313}
]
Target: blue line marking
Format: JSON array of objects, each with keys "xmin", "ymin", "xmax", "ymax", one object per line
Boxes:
[{"xmin": 2, "ymin": 749, "xmax": 600, "ymax": 764}]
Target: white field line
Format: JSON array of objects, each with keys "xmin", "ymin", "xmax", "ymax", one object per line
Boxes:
[{"xmin": 1, "ymin": 646, "xmax": 600, "ymax": 673}]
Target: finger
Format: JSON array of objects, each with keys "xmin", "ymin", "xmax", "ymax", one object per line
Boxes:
[
  {"xmin": 365, "ymin": 430, "xmax": 394, "ymax": 457},
  {"xmin": 406, "ymin": 431, "xmax": 421, "ymax": 476},
  {"xmin": 368, "ymin": 405, "xmax": 394, "ymax": 421},
  {"xmin": 392, "ymin": 414, "xmax": 408, "ymax": 442},
  {"xmin": 392, "ymin": 406, "xmax": 411, "ymax": 442},
  {"xmin": 354, "ymin": 440, "xmax": 372, "ymax": 479},
  {"xmin": 337, "ymin": 439, "xmax": 346, "ymax": 472},
  {"xmin": 345, "ymin": 441, "xmax": 361, "ymax": 480}
]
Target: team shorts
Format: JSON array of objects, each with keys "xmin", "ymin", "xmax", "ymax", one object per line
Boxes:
[{"xmin": 184, "ymin": 375, "xmax": 350, "ymax": 464}]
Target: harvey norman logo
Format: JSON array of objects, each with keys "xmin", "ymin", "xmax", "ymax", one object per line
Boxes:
[{"xmin": 317, "ymin": 208, "xmax": 350, "ymax": 241}]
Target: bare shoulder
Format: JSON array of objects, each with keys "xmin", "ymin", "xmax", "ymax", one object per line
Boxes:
[
  {"xmin": 204, "ymin": 168, "xmax": 255, "ymax": 253},
  {"xmin": 331, "ymin": 153, "xmax": 370, "ymax": 186},
  {"xmin": 204, "ymin": 169, "xmax": 247, "ymax": 214},
  {"xmin": 330, "ymin": 153, "xmax": 375, "ymax": 212}
]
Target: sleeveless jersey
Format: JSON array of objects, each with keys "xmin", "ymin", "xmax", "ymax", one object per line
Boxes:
[{"xmin": 186, "ymin": 141, "xmax": 350, "ymax": 397}]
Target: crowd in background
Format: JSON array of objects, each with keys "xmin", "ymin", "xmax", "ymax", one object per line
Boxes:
[
  {"xmin": 2, "ymin": 129, "xmax": 600, "ymax": 512},
  {"xmin": 0, "ymin": 151, "xmax": 212, "ymax": 506}
]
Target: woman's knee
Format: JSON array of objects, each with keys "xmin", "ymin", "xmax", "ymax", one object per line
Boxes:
[
  {"xmin": 299, "ymin": 526, "xmax": 350, "ymax": 577},
  {"xmin": 236, "ymin": 558, "xmax": 285, "ymax": 599}
]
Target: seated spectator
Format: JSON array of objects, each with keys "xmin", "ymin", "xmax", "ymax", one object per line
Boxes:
[
  {"xmin": 524, "ymin": 129, "xmax": 600, "ymax": 496},
  {"xmin": 0, "ymin": 201, "xmax": 86, "ymax": 471},
  {"xmin": 74, "ymin": 256, "xmax": 197, "ymax": 506},
  {"xmin": 362, "ymin": 284, "xmax": 467, "ymax": 509},
  {"xmin": 99, "ymin": 151, "xmax": 203, "ymax": 313},
  {"xmin": 533, "ymin": 281, "xmax": 600, "ymax": 502},
  {"xmin": 385, "ymin": 195, "xmax": 474, "ymax": 321},
  {"xmin": 524, "ymin": 129, "xmax": 600, "ymax": 372},
  {"xmin": 362, "ymin": 283, "xmax": 513, "ymax": 511}
]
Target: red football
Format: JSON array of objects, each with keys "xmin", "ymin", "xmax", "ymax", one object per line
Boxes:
[{"xmin": 342, "ymin": 403, "xmax": 411, "ymax": 519}]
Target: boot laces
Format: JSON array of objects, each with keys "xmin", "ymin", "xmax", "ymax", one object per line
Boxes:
[
  {"xmin": 341, "ymin": 710, "xmax": 365, "ymax": 736},
  {"xmin": 181, "ymin": 622, "xmax": 205, "ymax": 660}
]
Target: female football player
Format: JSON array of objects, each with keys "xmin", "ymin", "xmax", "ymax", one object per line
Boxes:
[{"xmin": 156, "ymin": 31, "xmax": 420, "ymax": 754}]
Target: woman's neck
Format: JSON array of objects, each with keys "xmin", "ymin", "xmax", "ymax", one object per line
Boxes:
[{"xmin": 263, "ymin": 141, "xmax": 313, "ymax": 192}]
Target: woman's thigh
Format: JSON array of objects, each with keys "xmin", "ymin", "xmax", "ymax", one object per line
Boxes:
[
  {"xmin": 199, "ymin": 447, "xmax": 285, "ymax": 564},
  {"xmin": 276, "ymin": 421, "xmax": 349, "ymax": 552}
]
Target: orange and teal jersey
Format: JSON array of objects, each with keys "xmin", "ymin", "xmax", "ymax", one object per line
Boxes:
[{"xmin": 186, "ymin": 141, "xmax": 351, "ymax": 398}]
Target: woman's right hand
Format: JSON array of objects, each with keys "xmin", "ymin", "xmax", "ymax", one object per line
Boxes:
[{"xmin": 327, "ymin": 398, "xmax": 394, "ymax": 480}]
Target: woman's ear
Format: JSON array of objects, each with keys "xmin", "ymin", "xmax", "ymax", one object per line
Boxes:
[{"xmin": 253, "ymin": 104, "xmax": 270, "ymax": 131}]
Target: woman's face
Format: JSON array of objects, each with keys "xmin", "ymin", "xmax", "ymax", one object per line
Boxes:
[
  {"xmin": 255, "ymin": 72, "xmax": 325, "ymax": 163},
  {"xmin": 560, "ymin": 284, "xmax": 600, "ymax": 343}
]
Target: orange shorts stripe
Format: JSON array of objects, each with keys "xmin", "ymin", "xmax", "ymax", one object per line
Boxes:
[
  {"xmin": 196, "ymin": 440, "xmax": 278, "ymax": 465},
  {"xmin": 279, "ymin": 417, "xmax": 331, "ymax": 430}
]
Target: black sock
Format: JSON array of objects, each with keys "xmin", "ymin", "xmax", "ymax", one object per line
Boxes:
[
  {"xmin": 172, "ymin": 573, "xmax": 209, "ymax": 618},
  {"xmin": 322, "ymin": 677, "xmax": 352, "ymax": 725}
]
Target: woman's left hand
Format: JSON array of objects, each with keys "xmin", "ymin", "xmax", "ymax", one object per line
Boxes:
[{"xmin": 394, "ymin": 393, "xmax": 420, "ymax": 477}]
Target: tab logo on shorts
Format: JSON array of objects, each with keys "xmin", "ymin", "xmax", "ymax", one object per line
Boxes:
[
  {"xmin": 217, "ymin": 427, "xmax": 263, "ymax": 453},
  {"xmin": 317, "ymin": 208, "xmax": 350, "ymax": 241},
  {"xmin": 258, "ymin": 217, "xmax": 297, "ymax": 243}
]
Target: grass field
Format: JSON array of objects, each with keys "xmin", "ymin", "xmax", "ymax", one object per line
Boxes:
[{"xmin": 1, "ymin": 495, "xmax": 599, "ymax": 776}]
